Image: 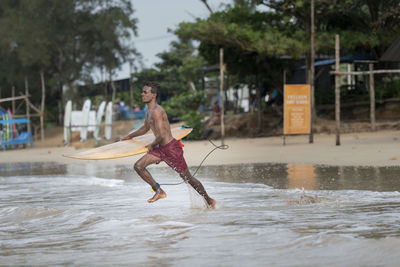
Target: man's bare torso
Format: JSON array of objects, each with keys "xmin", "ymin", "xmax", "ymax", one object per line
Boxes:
[{"xmin": 145, "ymin": 104, "xmax": 173, "ymax": 146}]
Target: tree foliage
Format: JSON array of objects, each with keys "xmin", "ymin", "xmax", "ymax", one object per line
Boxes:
[
  {"xmin": 0, "ymin": 0, "xmax": 138, "ymax": 122},
  {"xmin": 178, "ymin": 0, "xmax": 400, "ymax": 64},
  {"xmin": 174, "ymin": 0, "xmax": 400, "ymax": 107},
  {"xmin": 131, "ymin": 39, "xmax": 206, "ymax": 106},
  {"xmin": 162, "ymin": 90, "xmax": 206, "ymax": 120},
  {"xmin": 162, "ymin": 91, "xmax": 206, "ymax": 140},
  {"xmin": 176, "ymin": 5, "xmax": 306, "ymax": 59},
  {"xmin": 255, "ymin": 0, "xmax": 400, "ymax": 57}
]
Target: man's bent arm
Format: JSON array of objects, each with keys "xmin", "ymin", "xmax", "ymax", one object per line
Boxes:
[{"xmin": 121, "ymin": 122, "xmax": 149, "ymax": 140}]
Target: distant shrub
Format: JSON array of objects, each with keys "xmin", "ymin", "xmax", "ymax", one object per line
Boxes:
[
  {"xmin": 181, "ymin": 110, "xmax": 205, "ymax": 140},
  {"xmin": 162, "ymin": 91, "xmax": 206, "ymax": 120},
  {"xmin": 376, "ymin": 79, "xmax": 400, "ymax": 101}
]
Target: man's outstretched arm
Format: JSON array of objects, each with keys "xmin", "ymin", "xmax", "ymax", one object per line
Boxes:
[{"xmin": 121, "ymin": 121, "xmax": 150, "ymax": 140}]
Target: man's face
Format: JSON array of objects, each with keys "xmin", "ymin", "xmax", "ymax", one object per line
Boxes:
[{"xmin": 142, "ymin": 86, "xmax": 155, "ymax": 103}]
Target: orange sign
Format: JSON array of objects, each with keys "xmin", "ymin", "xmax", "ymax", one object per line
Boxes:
[{"xmin": 284, "ymin": 84, "xmax": 311, "ymax": 135}]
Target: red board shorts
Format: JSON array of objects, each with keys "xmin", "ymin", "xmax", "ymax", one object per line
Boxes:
[{"xmin": 149, "ymin": 138, "xmax": 188, "ymax": 174}]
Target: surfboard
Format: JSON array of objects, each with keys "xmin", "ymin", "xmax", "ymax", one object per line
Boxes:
[
  {"xmin": 3, "ymin": 112, "xmax": 9, "ymax": 141},
  {"xmin": 8, "ymin": 109, "xmax": 17, "ymax": 139},
  {"xmin": 5, "ymin": 112, "xmax": 10, "ymax": 141},
  {"xmin": 80, "ymin": 99, "xmax": 91, "ymax": 142},
  {"xmin": 64, "ymin": 100, "xmax": 72, "ymax": 143},
  {"xmin": 94, "ymin": 101, "xmax": 106, "ymax": 140},
  {"xmin": 64, "ymin": 126, "xmax": 192, "ymax": 160},
  {"xmin": 105, "ymin": 101, "xmax": 113, "ymax": 140}
]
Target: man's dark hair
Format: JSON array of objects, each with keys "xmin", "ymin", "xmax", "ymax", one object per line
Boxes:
[{"xmin": 145, "ymin": 81, "xmax": 160, "ymax": 95}]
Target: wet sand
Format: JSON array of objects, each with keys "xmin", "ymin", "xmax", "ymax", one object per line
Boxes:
[{"xmin": 1, "ymin": 130, "xmax": 399, "ymax": 167}]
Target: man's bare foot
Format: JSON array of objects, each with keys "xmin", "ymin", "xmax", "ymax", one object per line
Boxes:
[
  {"xmin": 207, "ymin": 198, "xmax": 216, "ymax": 209},
  {"xmin": 147, "ymin": 189, "xmax": 167, "ymax": 203}
]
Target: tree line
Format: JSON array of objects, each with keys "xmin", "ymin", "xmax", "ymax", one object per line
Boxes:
[{"xmin": 0, "ymin": 0, "xmax": 138, "ymax": 123}]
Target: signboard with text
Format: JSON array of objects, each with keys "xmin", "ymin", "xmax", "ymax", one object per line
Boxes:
[{"xmin": 284, "ymin": 84, "xmax": 311, "ymax": 135}]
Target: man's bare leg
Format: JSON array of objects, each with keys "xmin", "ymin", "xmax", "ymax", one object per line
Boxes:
[
  {"xmin": 134, "ymin": 154, "xmax": 166, "ymax": 203},
  {"xmin": 180, "ymin": 169, "xmax": 216, "ymax": 208}
]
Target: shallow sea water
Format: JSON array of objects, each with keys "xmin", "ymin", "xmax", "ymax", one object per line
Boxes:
[{"xmin": 1, "ymin": 162, "xmax": 400, "ymax": 266}]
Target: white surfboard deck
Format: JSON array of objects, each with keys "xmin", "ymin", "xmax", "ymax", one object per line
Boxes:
[
  {"xmin": 80, "ymin": 99, "xmax": 91, "ymax": 141},
  {"xmin": 63, "ymin": 100, "xmax": 72, "ymax": 143},
  {"xmin": 105, "ymin": 102, "xmax": 113, "ymax": 140},
  {"xmin": 64, "ymin": 127, "xmax": 192, "ymax": 160},
  {"xmin": 94, "ymin": 101, "xmax": 106, "ymax": 140}
]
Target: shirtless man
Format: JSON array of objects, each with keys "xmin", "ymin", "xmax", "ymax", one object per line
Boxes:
[{"xmin": 121, "ymin": 82, "xmax": 216, "ymax": 208}]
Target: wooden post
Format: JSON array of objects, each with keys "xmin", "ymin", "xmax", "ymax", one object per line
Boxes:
[
  {"xmin": 257, "ymin": 77, "xmax": 262, "ymax": 130},
  {"xmin": 335, "ymin": 34, "xmax": 341, "ymax": 146},
  {"xmin": 129, "ymin": 62, "xmax": 134, "ymax": 109},
  {"xmin": 226, "ymin": 72, "xmax": 230, "ymax": 106},
  {"xmin": 283, "ymin": 69, "xmax": 286, "ymax": 146},
  {"xmin": 309, "ymin": 0, "xmax": 315, "ymax": 144},
  {"xmin": 40, "ymin": 71, "xmax": 46, "ymax": 141},
  {"xmin": 0, "ymin": 95, "xmax": 27, "ymax": 103},
  {"xmin": 369, "ymin": 63, "xmax": 376, "ymax": 131},
  {"xmin": 25, "ymin": 77, "xmax": 31, "ymax": 134},
  {"xmin": 102, "ymin": 68, "xmax": 108, "ymax": 99},
  {"xmin": 219, "ymin": 48, "xmax": 225, "ymax": 146},
  {"xmin": 12, "ymin": 86, "xmax": 15, "ymax": 114},
  {"xmin": 110, "ymin": 70, "xmax": 116, "ymax": 105}
]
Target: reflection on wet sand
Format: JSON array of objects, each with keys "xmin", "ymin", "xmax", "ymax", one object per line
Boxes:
[
  {"xmin": 194, "ymin": 163, "xmax": 400, "ymax": 191},
  {"xmin": 2, "ymin": 161, "xmax": 400, "ymax": 192},
  {"xmin": 2, "ymin": 162, "xmax": 400, "ymax": 191},
  {"xmin": 287, "ymin": 163, "xmax": 316, "ymax": 190}
]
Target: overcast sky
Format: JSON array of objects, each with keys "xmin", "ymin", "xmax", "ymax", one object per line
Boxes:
[{"xmin": 112, "ymin": 0, "xmax": 232, "ymax": 80}]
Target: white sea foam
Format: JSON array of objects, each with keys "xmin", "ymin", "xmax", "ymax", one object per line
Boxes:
[
  {"xmin": 0, "ymin": 206, "xmax": 64, "ymax": 223},
  {"xmin": 186, "ymin": 183, "xmax": 209, "ymax": 209},
  {"xmin": 159, "ymin": 221, "xmax": 194, "ymax": 227},
  {"xmin": 2, "ymin": 165, "xmax": 400, "ymax": 266},
  {"xmin": 79, "ymin": 177, "xmax": 124, "ymax": 187},
  {"xmin": 0, "ymin": 175, "xmax": 124, "ymax": 187}
]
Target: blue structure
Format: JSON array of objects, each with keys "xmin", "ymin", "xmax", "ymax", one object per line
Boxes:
[
  {"xmin": 0, "ymin": 118, "xmax": 34, "ymax": 151},
  {"xmin": 296, "ymin": 54, "xmax": 374, "ymax": 70},
  {"xmin": 120, "ymin": 109, "xmax": 146, "ymax": 120}
]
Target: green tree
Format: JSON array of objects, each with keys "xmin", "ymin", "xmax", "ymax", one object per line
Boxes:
[
  {"xmin": 131, "ymin": 39, "xmax": 206, "ymax": 105},
  {"xmin": 256, "ymin": 0, "xmax": 400, "ymax": 57},
  {"xmin": 176, "ymin": 4, "xmax": 298, "ymax": 129},
  {"xmin": 176, "ymin": 0, "xmax": 400, "ymax": 128},
  {"xmin": 162, "ymin": 91, "xmax": 206, "ymax": 139},
  {"xmin": 0, "ymin": 0, "xmax": 138, "ymax": 123}
]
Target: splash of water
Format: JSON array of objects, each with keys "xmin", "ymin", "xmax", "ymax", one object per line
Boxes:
[{"xmin": 185, "ymin": 183, "xmax": 208, "ymax": 209}]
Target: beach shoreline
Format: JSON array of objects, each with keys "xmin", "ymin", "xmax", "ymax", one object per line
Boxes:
[{"xmin": 1, "ymin": 130, "xmax": 399, "ymax": 167}]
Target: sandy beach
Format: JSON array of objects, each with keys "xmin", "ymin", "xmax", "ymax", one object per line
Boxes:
[{"xmin": 1, "ymin": 130, "xmax": 399, "ymax": 167}]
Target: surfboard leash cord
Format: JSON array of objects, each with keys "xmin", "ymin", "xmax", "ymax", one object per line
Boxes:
[{"xmin": 158, "ymin": 139, "xmax": 229, "ymax": 187}]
